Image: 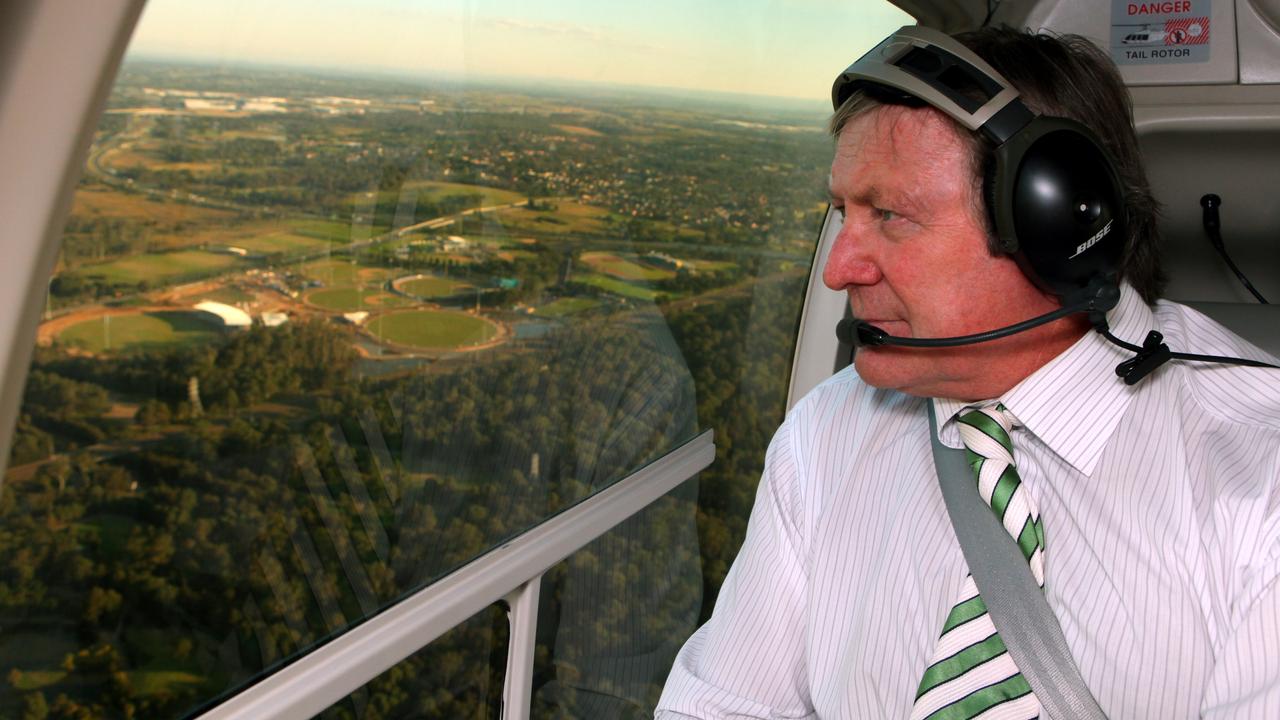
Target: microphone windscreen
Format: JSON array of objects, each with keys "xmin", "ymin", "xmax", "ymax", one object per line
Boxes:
[{"xmin": 836, "ymin": 318, "xmax": 857, "ymax": 345}]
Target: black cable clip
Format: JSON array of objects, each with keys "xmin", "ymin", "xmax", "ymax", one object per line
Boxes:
[{"xmin": 1115, "ymin": 330, "xmax": 1172, "ymax": 385}]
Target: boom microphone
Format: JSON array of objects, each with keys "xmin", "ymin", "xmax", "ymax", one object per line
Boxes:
[
  {"xmin": 833, "ymin": 276, "xmax": 1278, "ymax": 384},
  {"xmin": 837, "ymin": 277, "xmax": 1120, "ymax": 349}
]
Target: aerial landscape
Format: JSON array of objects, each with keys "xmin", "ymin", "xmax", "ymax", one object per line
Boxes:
[{"xmin": 1, "ymin": 58, "xmax": 833, "ymax": 719}]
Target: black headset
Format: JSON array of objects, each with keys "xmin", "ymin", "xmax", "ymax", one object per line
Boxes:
[{"xmin": 831, "ymin": 25, "xmax": 1126, "ymax": 299}]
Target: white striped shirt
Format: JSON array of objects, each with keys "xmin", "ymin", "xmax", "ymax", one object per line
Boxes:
[{"xmin": 656, "ymin": 283, "xmax": 1280, "ymax": 719}]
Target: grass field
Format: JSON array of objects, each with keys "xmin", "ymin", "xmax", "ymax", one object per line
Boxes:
[
  {"xmin": 359, "ymin": 181, "xmax": 525, "ymax": 226},
  {"xmin": 297, "ymin": 259, "xmax": 360, "ymax": 286},
  {"xmin": 289, "ymin": 218, "xmax": 366, "ymax": 244},
  {"xmin": 80, "ymin": 514, "xmax": 137, "ymax": 556},
  {"xmin": 368, "ymin": 310, "xmax": 498, "ymax": 349},
  {"xmin": 226, "ymin": 230, "xmax": 330, "ymax": 255},
  {"xmin": 493, "ymin": 201, "xmax": 614, "ymax": 236},
  {"xmin": 130, "ymin": 669, "xmax": 205, "ymax": 696},
  {"xmin": 70, "ymin": 250, "xmax": 245, "ymax": 286},
  {"xmin": 403, "ymin": 180, "xmax": 524, "ymax": 207},
  {"xmin": 69, "ymin": 186, "xmax": 235, "ymax": 226},
  {"xmin": 580, "ymin": 251, "xmax": 675, "ymax": 281},
  {"xmin": 573, "ymin": 274, "xmax": 660, "ymax": 301},
  {"xmin": 296, "ymin": 260, "xmax": 399, "ymax": 287},
  {"xmin": 364, "ymin": 293, "xmax": 415, "ymax": 308},
  {"xmin": 552, "ymin": 124, "xmax": 605, "ymax": 137},
  {"xmin": 307, "ymin": 287, "xmax": 376, "ymax": 311},
  {"xmin": 397, "ymin": 275, "xmax": 473, "ymax": 298},
  {"xmin": 10, "ymin": 667, "xmax": 203, "ymax": 697},
  {"xmin": 535, "ymin": 297, "xmax": 599, "ymax": 317},
  {"xmin": 8, "ymin": 669, "xmax": 66, "ymax": 691},
  {"xmin": 199, "ymin": 285, "xmax": 254, "ymax": 305},
  {"xmin": 59, "ymin": 311, "xmax": 221, "ymax": 353}
]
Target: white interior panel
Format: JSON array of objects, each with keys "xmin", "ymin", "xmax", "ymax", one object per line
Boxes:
[
  {"xmin": 1022, "ymin": 0, "xmax": 1238, "ymax": 85},
  {"xmin": 787, "ymin": 207, "xmax": 848, "ymax": 409}
]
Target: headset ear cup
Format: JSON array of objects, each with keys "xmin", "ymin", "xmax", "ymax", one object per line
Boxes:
[
  {"xmin": 987, "ymin": 116, "xmax": 1126, "ymax": 297},
  {"xmin": 1009, "ymin": 126, "xmax": 1125, "ymax": 296}
]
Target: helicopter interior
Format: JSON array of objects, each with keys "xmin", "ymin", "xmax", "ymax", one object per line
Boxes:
[{"xmin": 0, "ymin": 1, "xmax": 1277, "ymax": 719}]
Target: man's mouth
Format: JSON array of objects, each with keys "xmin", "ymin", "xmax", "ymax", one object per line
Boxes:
[{"xmin": 857, "ymin": 319, "xmax": 909, "ymax": 337}]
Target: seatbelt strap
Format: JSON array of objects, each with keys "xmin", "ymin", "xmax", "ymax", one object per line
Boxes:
[{"xmin": 928, "ymin": 402, "xmax": 1108, "ymax": 720}]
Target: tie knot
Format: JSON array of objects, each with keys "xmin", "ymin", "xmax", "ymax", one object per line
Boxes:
[{"xmin": 956, "ymin": 404, "xmax": 1017, "ymax": 465}]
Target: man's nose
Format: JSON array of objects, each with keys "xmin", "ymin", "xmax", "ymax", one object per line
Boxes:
[{"xmin": 822, "ymin": 217, "xmax": 882, "ymax": 290}]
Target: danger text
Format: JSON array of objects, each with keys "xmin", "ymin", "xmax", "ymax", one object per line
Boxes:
[{"xmin": 1128, "ymin": 2, "xmax": 1192, "ymax": 14}]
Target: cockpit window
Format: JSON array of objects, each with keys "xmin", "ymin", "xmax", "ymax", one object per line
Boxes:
[{"xmin": 1, "ymin": 0, "xmax": 910, "ymax": 717}]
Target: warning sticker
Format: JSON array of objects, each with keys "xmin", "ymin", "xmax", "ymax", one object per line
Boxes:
[{"xmin": 1111, "ymin": 0, "xmax": 1210, "ymax": 64}]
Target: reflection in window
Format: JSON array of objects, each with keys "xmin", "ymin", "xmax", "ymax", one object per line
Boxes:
[
  {"xmin": 319, "ymin": 603, "xmax": 508, "ymax": 720},
  {"xmin": 531, "ymin": 483, "xmax": 701, "ymax": 719},
  {"xmin": 1, "ymin": 0, "xmax": 910, "ymax": 717}
]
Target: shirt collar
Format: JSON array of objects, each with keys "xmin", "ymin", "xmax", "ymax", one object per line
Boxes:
[{"xmin": 932, "ymin": 282, "xmax": 1153, "ymax": 475}]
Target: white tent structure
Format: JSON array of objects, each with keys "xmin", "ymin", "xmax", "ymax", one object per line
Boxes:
[{"xmin": 194, "ymin": 301, "xmax": 252, "ymax": 329}]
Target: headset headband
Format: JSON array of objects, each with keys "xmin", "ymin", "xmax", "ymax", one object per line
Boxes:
[{"xmin": 831, "ymin": 26, "xmax": 1033, "ymax": 145}]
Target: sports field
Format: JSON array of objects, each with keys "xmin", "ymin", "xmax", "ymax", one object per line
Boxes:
[
  {"xmin": 535, "ymin": 297, "xmax": 599, "ymax": 317},
  {"xmin": 580, "ymin": 252, "xmax": 675, "ymax": 281},
  {"xmin": 59, "ymin": 311, "xmax": 220, "ymax": 353},
  {"xmin": 368, "ymin": 310, "xmax": 498, "ymax": 350},
  {"xmin": 363, "ymin": 293, "xmax": 415, "ymax": 308},
  {"xmin": 572, "ymin": 273, "xmax": 660, "ymax": 301},
  {"xmin": 306, "ymin": 287, "xmax": 374, "ymax": 311},
  {"xmin": 396, "ymin": 275, "xmax": 473, "ymax": 298},
  {"xmin": 297, "ymin": 259, "xmax": 360, "ymax": 286},
  {"xmin": 69, "ymin": 250, "xmax": 245, "ymax": 286},
  {"xmin": 297, "ymin": 259, "xmax": 399, "ymax": 287}
]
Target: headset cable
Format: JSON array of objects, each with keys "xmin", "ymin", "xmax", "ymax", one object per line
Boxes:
[{"xmin": 1201, "ymin": 194, "xmax": 1269, "ymax": 303}]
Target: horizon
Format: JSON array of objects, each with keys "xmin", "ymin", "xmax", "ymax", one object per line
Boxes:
[
  {"xmin": 120, "ymin": 51, "xmax": 837, "ymax": 117},
  {"xmin": 124, "ymin": 0, "xmax": 914, "ymax": 103}
]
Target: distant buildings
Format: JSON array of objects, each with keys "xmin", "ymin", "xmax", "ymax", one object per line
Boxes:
[{"xmin": 260, "ymin": 312, "xmax": 289, "ymax": 328}]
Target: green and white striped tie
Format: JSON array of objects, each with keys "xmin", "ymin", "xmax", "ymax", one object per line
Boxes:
[{"xmin": 909, "ymin": 404, "xmax": 1046, "ymax": 720}]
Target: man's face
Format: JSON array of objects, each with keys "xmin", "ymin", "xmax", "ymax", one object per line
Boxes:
[{"xmin": 823, "ymin": 104, "xmax": 1082, "ymax": 400}]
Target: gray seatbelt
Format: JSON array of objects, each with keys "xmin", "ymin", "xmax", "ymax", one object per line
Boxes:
[{"xmin": 928, "ymin": 402, "xmax": 1108, "ymax": 720}]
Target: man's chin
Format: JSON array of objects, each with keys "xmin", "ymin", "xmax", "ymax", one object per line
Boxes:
[{"xmin": 852, "ymin": 349, "xmax": 944, "ymax": 398}]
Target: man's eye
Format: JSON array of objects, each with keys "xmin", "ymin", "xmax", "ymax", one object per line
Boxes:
[{"xmin": 877, "ymin": 208, "xmax": 897, "ymax": 222}]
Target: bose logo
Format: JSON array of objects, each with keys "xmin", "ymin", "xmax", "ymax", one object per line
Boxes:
[{"xmin": 1069, "ymin": 219, "xmax": 1114, "ymax": 259}]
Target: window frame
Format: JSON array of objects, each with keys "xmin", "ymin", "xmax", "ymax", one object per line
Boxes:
[{"xmin": 0, "ymin": 0, "xmax": 146, "ymax": 473}]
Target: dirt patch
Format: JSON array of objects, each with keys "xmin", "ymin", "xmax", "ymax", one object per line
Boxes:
[{"xmin": 553, "ymin": 124, "xmax": 604, "ymax": 137}]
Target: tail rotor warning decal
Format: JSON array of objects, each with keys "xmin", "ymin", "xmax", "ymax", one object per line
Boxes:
[{"xmin": 1165, "ymin": 17, "xmax": 1209, "ymax": 45}]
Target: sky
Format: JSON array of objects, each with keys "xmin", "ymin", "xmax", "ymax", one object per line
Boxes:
[{"xmin": 126, "ymin": 0, "xmax": 913, "ymax": 101}]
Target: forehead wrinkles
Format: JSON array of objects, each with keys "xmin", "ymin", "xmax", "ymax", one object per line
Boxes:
[
  {"xmin": 836, "ymin": 106, "xmax": 982, "ymax": 216},
  {"xmin": 878, "ymin": 107, "xmax": 967, "ymax": 178}
]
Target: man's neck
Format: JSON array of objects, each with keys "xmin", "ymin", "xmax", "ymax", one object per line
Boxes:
[{"xmin": 903, "ymin": 314, "xmax": 1093, "ymax": 401}]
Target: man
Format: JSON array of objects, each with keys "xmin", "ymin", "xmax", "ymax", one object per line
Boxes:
[{"xmin": 655, "ymin": 26, "xmax": 1280, "ymax": 719}]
